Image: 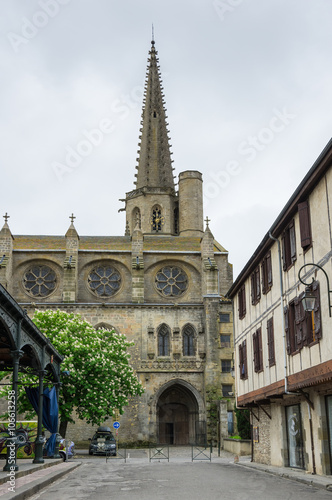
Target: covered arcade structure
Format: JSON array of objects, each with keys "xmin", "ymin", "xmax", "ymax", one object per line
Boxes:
[{"xmin": 0, "ymin": 282, "xmax": 63, "ymax": 470}]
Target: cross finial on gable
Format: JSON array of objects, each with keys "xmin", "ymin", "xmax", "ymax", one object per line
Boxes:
[
  {"xmin": 69, "ymin": 213, "xmax": 76, "ymax": 224},
  {"xmin": 3, "ymin": 213, "xmax": 9, "ymax": 223},
  {"xmin": 205, "ymin": 216, "xmax": 210, "ymax": 229}
]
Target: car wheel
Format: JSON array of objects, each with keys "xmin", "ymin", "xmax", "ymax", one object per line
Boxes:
[{"xmin": 88, "ymin": 450, "xmax": 93, "ymax": 456}]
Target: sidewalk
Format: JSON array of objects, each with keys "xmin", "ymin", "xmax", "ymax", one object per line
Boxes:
[
  {"xmin": 237, "ymin": 456, "xmax": 332, "ymax": 492},
  {"xmin": 0, "ymin": 458, "xmax": 80, "ymax": 499}
]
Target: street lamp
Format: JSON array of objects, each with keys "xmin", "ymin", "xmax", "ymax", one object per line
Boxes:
[
  {"xmin": 301, "ymin": 285, "xmax": 316, "ymax": 312},
  {"xmin": 298, "ymin": 263, "xmax": 332, "ymax": 317}
]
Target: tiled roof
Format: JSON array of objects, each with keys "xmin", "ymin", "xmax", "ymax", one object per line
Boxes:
[
  {"xmin": 12, "ymin": 235, "xmax": 227, "ymax": 253},
  {"xmin": 13, "ymin": 236, "xmax": 66, "ymax": 250}
]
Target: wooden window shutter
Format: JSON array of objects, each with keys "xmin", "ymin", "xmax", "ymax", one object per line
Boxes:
[
  {"xmin": 239, "ymin": 344, "xmax": 243, "ymax": 378},
  {"xmin": 251, "ymin": 273, "xmax": 255, "ymax": 305},
  {"xmin": 299, "ymin": 291, "xmax": 312, "ymax": 345},
  {"xmin": 243, "ymin": 340, "xmax": 248, "ymax": 379},
  {"xmin": 253, "ymin": 332, "xmax": 258, "ymax": 371},
  {"xmin": 261, "ymin": 260, "xmax": 267, "ymax": 295},
  {"xmin": 294, "ymin": 297, "xmax": 303, "ymax": 349},
  {"xmin": 284, "ymin": 306, "xmax": 290, "ymax": 354},
  {"xmin": 289, "ymin": 220, "xmax": 297, "ymax": 263},
  {"xmin": 298, "ymin": 201, "xmax": 312, "ymax": 249},
  {"xmin": 258, "ymin": 328, "xmax": 263, "ymax": 371},
  {"xmin": 267, "ymin": 251, "xmax": 273, "ymax": 287},
  {"xmin": 256, "ymin": 268, "xmax": 261, "ymax": 301},
  {"xmin": 267, "ymin": 318, "xmax": 275, "ymax": 366},
  {"xmin": 242, "ymin": 285, "xmax": 246, "ymax": 317},
  {"xmin": 313, "ymin": 281, "xmax": 322, "ymax": 339}
]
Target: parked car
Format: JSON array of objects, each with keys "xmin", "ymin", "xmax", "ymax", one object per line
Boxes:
[
  {"xmin": 43, "ymin": 437, "xmax": 75, "ymax": 460},
  {"xmin": 89, "ymin": 426, "xmax": 116, "ymax": 456}
]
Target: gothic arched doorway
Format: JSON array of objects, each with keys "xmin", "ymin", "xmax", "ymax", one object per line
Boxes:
[{"xmin": 157, "ymin": 383, "xmax": 199, "ymax": 445}]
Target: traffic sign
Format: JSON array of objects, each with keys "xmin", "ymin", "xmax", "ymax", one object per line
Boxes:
[{"xmin": 113, "ymin": 421, "xmax": 120, "ymax": 429}]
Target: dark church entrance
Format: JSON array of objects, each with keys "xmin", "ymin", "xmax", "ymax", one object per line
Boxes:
[{"xmin": 157, "ymin": 383, "xmax": 199, "ymax": 445}]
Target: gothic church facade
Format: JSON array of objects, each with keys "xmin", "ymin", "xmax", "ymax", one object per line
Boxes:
[{"xmin": 0, "ymin": 41, "xmax": 233, "ymax": 445}]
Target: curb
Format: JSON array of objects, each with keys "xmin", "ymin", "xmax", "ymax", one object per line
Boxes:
[
  {"xmin": 0, "ymin": 461, "xmax": 81, "ymax": 500},
  {"xmin": 237, "ymin": 461, "xmax": 332, "ymax": 492},
  {"xmin": 0, "ymin": 459, "xmax": 63, "ymax": 485}
]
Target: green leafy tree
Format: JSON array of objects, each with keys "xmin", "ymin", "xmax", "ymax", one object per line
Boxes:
[{"xmin": 1, "ymin": 310, "xmax": 144, "ymax": 437}]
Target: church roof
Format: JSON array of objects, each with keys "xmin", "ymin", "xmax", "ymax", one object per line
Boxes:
[
  {"xmin": 12, "ymin": 235, "xmax": 227, "ymax": 253},
  {"xmin": 134, "ymin": 40, "xmax": 175, "ymax": 191}
]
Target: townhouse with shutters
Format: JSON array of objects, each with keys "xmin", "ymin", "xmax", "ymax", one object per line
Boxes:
[{"xmin": 227, "ymin": 139, "xmax": 332, "ymax": 475}]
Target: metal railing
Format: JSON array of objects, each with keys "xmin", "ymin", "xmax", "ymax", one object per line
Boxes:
[
  {"xmin": 106, "ymin": 447, "xmax": 127, "ymax": 463},
  {"xmin": 191, "ymin": 443, "xmax": 212, "ymax": 462},
  {"xmin": 149, "ymin": 444, "xmax": 169, "ymax": 462}
]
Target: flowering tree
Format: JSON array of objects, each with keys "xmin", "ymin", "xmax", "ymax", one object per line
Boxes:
[{"xmin": 4, "ymin": 310, "xmax": 144, "ymax": 437}]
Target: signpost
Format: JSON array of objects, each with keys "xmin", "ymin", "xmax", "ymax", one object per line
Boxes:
[{"xmin": 113, "ymin": 421, "xmax": 120, "ymax": 438}]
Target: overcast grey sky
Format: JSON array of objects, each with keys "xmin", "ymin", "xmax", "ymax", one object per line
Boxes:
[{"xmin": 1, "ymin": 0, "xmax": 332, "ymax": 278}]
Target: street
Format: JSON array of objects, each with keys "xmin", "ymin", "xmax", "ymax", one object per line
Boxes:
[{"xmin": 30, "ymin": 452, "xmax": 332, "ymax": 500}]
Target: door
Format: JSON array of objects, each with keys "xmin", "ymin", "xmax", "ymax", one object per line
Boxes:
[{"xmin": 286, "ymin": 405, "xmax": 304, "ymax": 468}]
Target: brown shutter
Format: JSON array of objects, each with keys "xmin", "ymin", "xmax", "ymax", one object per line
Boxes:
[
  {"xmin": 253, "ymin": 332, "xmax": 258, "ymax": 371},
  {"xmin": 256, "ymin": 268, "xmax": 261, "ymax": 301},
  {"xmin": 299, "ymin": 292, "xmax": 312, "ymax": 345},
  {"xmin": 313, "ymin": 281, "xmax": 322, "ymax": 339},
  {"xmin": 238, "ymin": 290, "xmax": 242, "ymax": 318},
  {"xmin": 239, "ymin": 344, "xmax": 243, "ymax": 378},
  {"xmin": 267, "ymin": 251, "xmax": 273, "ymax": 287},
  {"xmin": 284, "ymin": 306, "xmax": 290, "ymax": 354},
  {"xmin": 294, "ymin": 298, "xmax": 303, "ymax": 349},
  {"xmin": 243, "ymin": 340, "xmax": 248, "ymax": 379},
  {"xmin": 242, "ymin": 285, "xmax": 246, "ymax": 317},
  {"xmin": 298, "ymin": 201, "xmax": 312, "ymax": 249},
  {"xmin": 251, "ymin": 273, "xmax": 255, "ymax": 305},
  {"xmin": 267, "ymin": 318, "xmax": 275, "ymax": 366},
  {"xmin": 258, "ymin": 328, "xmax": 263, "ymax": 371},
  {"xmin": 261, "ymin": 260, "xmax": 267, "ymax": 295},
  {"xmin": 289, "ymin": 220, "xmax": 297, "ymax": 263}
]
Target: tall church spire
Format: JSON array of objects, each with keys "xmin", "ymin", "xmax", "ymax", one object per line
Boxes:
[{"xmin": 135, "ymin": 40, "xmax": 175, "ymax": 190}]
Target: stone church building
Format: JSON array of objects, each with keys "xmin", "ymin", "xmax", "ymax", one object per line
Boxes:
[{"xmin": 0, "ymin": 41, "xmax": 233, "ymax": 445}]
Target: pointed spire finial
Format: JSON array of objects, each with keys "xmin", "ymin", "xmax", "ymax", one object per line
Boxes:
[
  {"xmin": 3, "ymin": 213, "xmax": 10, "ymax": 224},
  {"xmin": 205, "ymin": 216, "xmax": 210, "ymax": 229},
  {"xmin": 69, "ymin": 213, "xmax": 76, "ymax": 224}
]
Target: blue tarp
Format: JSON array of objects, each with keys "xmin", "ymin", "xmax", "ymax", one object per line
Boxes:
[{"xmin": 25, "ymin": 386, "xmax": 58, "ymax": 456}]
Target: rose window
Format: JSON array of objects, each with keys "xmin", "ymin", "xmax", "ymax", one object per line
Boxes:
[
  {"xmin": 155, "ymin": 266, "xmax": 188, "ymax": 297},
  {"xmin": 23, "ymin": 265, "xmax": 56, "ymax": 297},
  {"xmin": 88, "ymin": 265, "xmax": 121, "ymax": 297}
]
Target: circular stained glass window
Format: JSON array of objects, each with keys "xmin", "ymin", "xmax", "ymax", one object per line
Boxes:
[
  {"xmin": 155, "ymin": 266, "xmax": 188, "ymax": 297},
  {"xmin": 23, "ymin": 265, "xmax": 57, "ymax": 297},
  {"xmin": 88, "ymin": 265, "xmax": 121, "ymax": 297}
]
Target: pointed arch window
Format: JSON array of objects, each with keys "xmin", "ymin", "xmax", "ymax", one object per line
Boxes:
[
  {"xmin": 183, "ymin": 324, "xmax": 195, "ymax": 356},
  {"xmin": 150, "ymin": 205, "xmax": 164, "ymax": 233},
  {"xmin": 158, "ymin": 324, "xmax": 170, "ymax": 356}
]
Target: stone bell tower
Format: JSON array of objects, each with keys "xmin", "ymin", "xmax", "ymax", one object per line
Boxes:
[{"xmin": 123, "ymin": 40, "xmax": 178, "ymax": 236}]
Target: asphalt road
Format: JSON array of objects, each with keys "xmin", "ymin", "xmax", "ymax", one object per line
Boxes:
[{"xmin": 29, "ymin": 455, "xmax": 332, "ymax": 500}]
